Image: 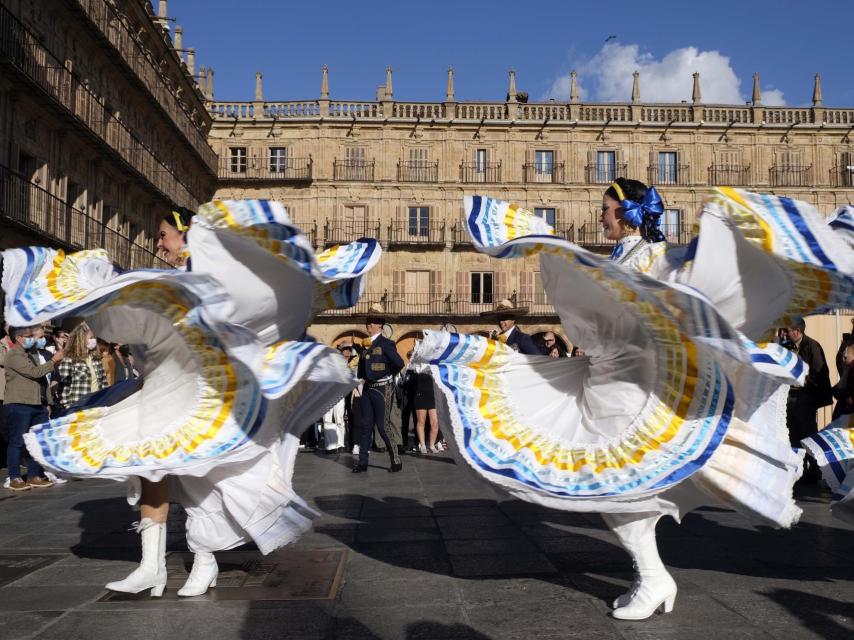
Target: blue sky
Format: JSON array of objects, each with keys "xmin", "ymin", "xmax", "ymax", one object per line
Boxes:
[{"xmin": 167, "ymin": 0, "xmax": 853, "ymax": 107}]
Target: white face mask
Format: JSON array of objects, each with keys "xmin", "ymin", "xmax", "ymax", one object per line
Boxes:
[{"xmin": 86, "ymin": 338, "xmax": 97, "ymax": 351}]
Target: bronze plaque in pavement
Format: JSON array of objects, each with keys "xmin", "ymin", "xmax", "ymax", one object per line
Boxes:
[
  {"xmin": 97, "ymin": 548, "xmax": 347, "ymax": 602},
  {"xmin": 0, "ymin": 555, "xmax": 63, "ymax": 587}
]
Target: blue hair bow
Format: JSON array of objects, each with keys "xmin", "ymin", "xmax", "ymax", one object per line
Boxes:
[{"xmin": 620, "ymin": 186, "xmax": 665, "ymax": 243}]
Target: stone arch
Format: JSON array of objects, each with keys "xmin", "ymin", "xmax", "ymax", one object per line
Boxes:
[
  {"xmin": 331, "ymin": 329, "xmax": 367, "ymax": 349},
  {"xmin": 396, "ymin": 330, "xmax": 424, "ymax": 364}
]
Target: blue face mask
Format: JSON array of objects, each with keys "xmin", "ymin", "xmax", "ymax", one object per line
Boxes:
[
  {"xmin": 21, "ymin": 337, "xmax": 35, "ymax": 350},
  {"xmin": 36, "ymin": 337, "xmax": 46, "ymax": 349}
]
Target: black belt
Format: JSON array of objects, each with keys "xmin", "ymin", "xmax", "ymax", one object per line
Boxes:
[{"xmin": 365, "ymin": 379, "xmax": 392, "ymax": 387}]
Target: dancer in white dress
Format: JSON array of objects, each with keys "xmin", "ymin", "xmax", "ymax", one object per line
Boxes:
[
  {"xmin": 1, "ymin": 200, "xmax": 380, "ymax": 597},
  {"xmin": 412, "ymin": 178, "xmax": 853, "ymax": 619}
]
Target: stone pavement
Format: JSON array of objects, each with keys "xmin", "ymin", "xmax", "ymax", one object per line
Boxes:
[{"xmin": 0, "ymin": 450, "xmax": 852, "ymax": 640}]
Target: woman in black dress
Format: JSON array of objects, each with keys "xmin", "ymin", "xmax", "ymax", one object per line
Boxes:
[{"xmin": 414, "ymin": 370, "xmax": 441, "ymax": 453}]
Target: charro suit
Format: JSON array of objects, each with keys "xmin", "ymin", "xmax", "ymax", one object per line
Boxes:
[
  {"xmin": 503, "ymin": 327, "xmax": 541, "ymax": 356},
  {"xmin": 356, "ymin": 334, "xmax": 404, "ymax": 468}
]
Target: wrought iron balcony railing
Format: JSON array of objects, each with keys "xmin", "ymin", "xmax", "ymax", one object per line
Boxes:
[
  {"xmin": 397, "ymin": 160, "xmax": 439, "ymax": 183},
  {"xmin": 523, "ymin": 162, "xmax": 565, "ymax": 184},
  {"xmin": 555, "ymin": 223, "xmax": 575, "ymax": 242},
  {"xmin": 576, "ymin": 222, "xmax": 612, "ymax": 249},
  {"xmin": 319, "ymin": 292, "xmax": 558, "ymax": 318},
  {"xmin": 770, "ymin": 165, "xmax": 813, "ymax": 187},
  {"xmin": 708, "ymin": 164, "xmax": 751, "ymax": 186},
  {"xmin": 0, "ymin": 165, "xmax": 167, "ymax": 269},
  {"xmin": 323, "ymin": 220, "xmax": 382, "ymax": 245},
  {"xmin": 830, "ymin": 165, "xmax": 854, "ymax": 188},
  {"xmin": 333, "ymin": 159, "xmax": 375, "ymax": 181},
  {"xmin": 661, "ymin": 223, "xmax": 694, "ymax": 245},
  {"xmin": 452, "ymin": 218, "xmax": 474, "ymax": 246},
  {"xmin": 218, "ymin": 157, "xmax": 312, "ymax": 182},
  {"xmin": 586, "ymin": 162, "xmax": 627, "ymax": 184},
  {"xmin": 460, "ymin": 162, "xmax": 502, "ymax": 183},
  {"xmin": 647, "ymin": 164, "xmax": 690, "ymax": 186},
  {"xmin": 388, "ymin": 220, "xmax": 446, "ymax": 245}
]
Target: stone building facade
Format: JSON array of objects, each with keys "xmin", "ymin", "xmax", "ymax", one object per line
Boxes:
[
  {"xmin": 207, "ymin": 66, "xmax": 854, "ymax": 354},
  {"xmin": 0, "ymin": 0, "xmax": 216, "ymax": 268}
]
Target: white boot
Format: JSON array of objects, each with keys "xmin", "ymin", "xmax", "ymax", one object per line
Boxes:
[
  {"xmin": 177, "ymin": 551, "xmax": 218, "ymax": 597},
  {"xmin": 105, "ymin": 519, "xmax": 167, "ymax": 597},
  {"xmin": 605, "ymin": 513, "xmax": 677, "ymax": 621}
]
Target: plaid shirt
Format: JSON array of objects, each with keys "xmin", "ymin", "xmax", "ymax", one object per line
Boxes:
[{"xmin": 57, "ymin": 357, "xmax": 108, "ymax": 408}]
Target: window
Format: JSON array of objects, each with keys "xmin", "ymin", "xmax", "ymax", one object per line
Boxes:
[
  {"xmin": 405, "ymin": 270, "xmax": 430, "ymax": 293},
  {"xmin": 533, "ymin": 271, "xmax": 548, "ymax": 305},
  {"xmin": 409, "ymin": 148, "xmax": 428, "ymax": 163},
  {"xmin": 658, "ymin": 152, "xmax": 678, "ymax": 184},
  {"xmin": 596, "ymin": 151, "xmax": 616, "ymax": 183},
  {"xmin": 475, "ymin": 149, "xmax": 488, "ymax": 172},
  {"xmin": 408, "ymin": 206, "xmax": 429, "ymax": 237},
  {"xmin": 346, "ymin": 147, "xmax": 366, "ymax": 164},
  {"xmin": 471, "ymin": 272, "xmax": 493, "ymax": 305},
  {"xmin": 663, "ymin": 209, "xmax": 682, "ymax": 242},
  {"xmin": 269, "ymin": 147, "xmax": 288, "ymax": 172},
  {"xmin": 534, "ymin": 208, "xmax": 556, "ymax": 228},
  {"xmin": 842, "ymin": 151, "xmax": 854, "ymax": 187},
  {"xmin": 535, "ymin": 150, "xmax": 554, "ymax": 175},
  {"xmin": 229, "ymin": 147, "xmax": 247, "ymax": 173}
]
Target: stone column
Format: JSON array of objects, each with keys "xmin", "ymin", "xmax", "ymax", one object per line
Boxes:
[
  {"xmin": 630, "ymin": 71, "xmax": 641, "ymax": 121},
  {"xmin": 568, "ymin": 70, "xmax": 579, "ymax": 120},
  {"xmin": 751, "ymin": 73, "xmax": 763, "ymax": 124},
  {"xmin": 319, "ymin": 65, "xmax": 330, "ymax": 116},
  {"xmin": 691, "ymin": 72, "xmax": 702, "ymax": 123},
  {"xmin": 444, "ymin": 66, "xmax": 456, "ymax": 119},
  {"xmin": 186, "ymin": 48, "xmax": 195, "ymax": 76},
  {"xmin": 811, "ymin": 73, "xmax": 824, "ymax": 123}
]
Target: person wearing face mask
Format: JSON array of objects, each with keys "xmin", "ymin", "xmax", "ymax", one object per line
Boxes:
[
  {"xmin": 56, "ymin": 322, "xmax": 108, "ymax": 411},
  {"xmin": 3, "ymin": 325, "xmax": 64, "ymax": 490}
]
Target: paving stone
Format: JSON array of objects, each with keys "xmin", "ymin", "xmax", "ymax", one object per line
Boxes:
[
  {"xmin": 450, "ymin": 553, "xmax": 557, "ymax": 577},
  {"xmin": 0, "ymin": 611, "xmax": 64, "ymax": 640}
]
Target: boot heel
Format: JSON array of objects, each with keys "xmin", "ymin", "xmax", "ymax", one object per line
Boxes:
[
  {"xmin": 662, "ymin": 593, "xmax": 676, "ymax": 613},
  {"xmin": 150, "ymin": 584, "xmax": 166, "ymax": 598},
  {"xmin": 209, "ymin": 578, "xmax": 217, "ymax": 589}
]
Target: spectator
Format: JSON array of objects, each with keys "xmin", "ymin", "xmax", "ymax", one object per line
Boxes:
[
  {"xmin": 786, "ymin": 316, "xmax": 832, "ymax": 481},
  {"xmin": 112, "ymin": 344, "xmax": 138, "ymax": 382},
  {"xmin": 398, "ymin": 355, "xmax": 418, "ymax": 452},
  {"xmin": 97, "ymin": 339, "xmax": 116, "ymax": 386},
  {"xmin": 3, "ymin": 325, "xmax": 64, "ymax": 490},
  {"xmin": 414, "ymin": 370, "xmax": 441, "ymax": 454},
  {"xmin": 542, "ymin": 331, "xmax": 558, "ymax": 356},
  {"xmin": 835, "ymin": 317, "xmax": 854, "ymax": 378},
  {"xmin": 832, "ymin": 344, "xmax": 854, "ymax": 421},
  {"xmin": 56, "ymin": 322, "xmax": 109, "ymax": 411},
  {"xmin": 571, "ymin": 346, "xmax": 586, "ymax": 357},
  {"xmin": 548, "ymin": 343, "xmax": 567, "ymax": 358},
  {"xmin": 482, "ymin": 299, "xmax": 540, "ymax": 355},
  {"xmin": 0, "ymin": 323, "xmax": 14, "ymax": 469}
]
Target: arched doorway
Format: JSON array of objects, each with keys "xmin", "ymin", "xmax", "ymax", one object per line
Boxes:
[
  {"xmin": 396, "ymin": 330, "xmax": 424, "ymax": 364},
  {"xmin": 332, "ymin": 329, "xmax": 367, "ymax": 349}
]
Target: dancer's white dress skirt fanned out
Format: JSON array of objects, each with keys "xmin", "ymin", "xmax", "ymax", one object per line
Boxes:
[
  {"xmin": 1, "ymin": 199, "xmax": 381, "ymax": 553},
  {"xmin": 414, "ymin": 189, "xmax": 854, "ymax": 528}
]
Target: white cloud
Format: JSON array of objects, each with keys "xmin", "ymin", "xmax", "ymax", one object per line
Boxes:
[{"xmin": 545, "ymin": 42, "xmax": 786, "ymax": 106}]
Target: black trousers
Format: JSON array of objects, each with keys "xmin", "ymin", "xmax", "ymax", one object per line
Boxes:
[
  {"xmin": 358, "ymin": 383, "xmax": 400, "ymax": 467},
  {"xmin": 400, "ymin": 397, "xmax": 416, "ymax": 449}
]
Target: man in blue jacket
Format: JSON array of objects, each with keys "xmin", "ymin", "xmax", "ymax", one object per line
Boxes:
[
  {"xmin": 353, "ymin": 304, "xmax": 405, "ymax": 473},
  {"xmin": 483, "ymin": 299, "xmax": 541, "ymax": 355}
]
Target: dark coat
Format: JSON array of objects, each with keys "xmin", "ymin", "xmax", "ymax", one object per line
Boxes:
[
  {"xmin": 357, "ymin": 335, "xmax": 404, "ymax": 382},
  {"xmin": 791, "ymin": 333, "xmax": 833, "ymax": 409},
  {"xmin": 505, "ymin": 327, "xmax": 541, "ymax": 356}
]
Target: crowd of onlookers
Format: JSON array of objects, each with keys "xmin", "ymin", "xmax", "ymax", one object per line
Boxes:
[{"xmin": 0, "ymin": 321, "xmax": 138, "ymax": 491}]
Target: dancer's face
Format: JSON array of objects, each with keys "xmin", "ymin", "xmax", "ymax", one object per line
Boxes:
[
  {"xmin": 497, "ymin": 316, "xmax": 515, "ymax": 333},
  {"xmin": 601, "ymin": 194, "xmax": 635, "ymax": 241},
  {"xmin": 157, "ymin": 220, "xmax": 186, "ymax": 266}
]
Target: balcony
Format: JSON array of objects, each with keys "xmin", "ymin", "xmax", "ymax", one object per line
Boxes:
[
  {"xmin": 770, "ymin": 165, "xmax": 813, "ymax": 187},
  {"xmin": 576, "ymin": 222, "xmax": 613, "ymax": 250},
  {"xmin": 388, "ymin": 220, "xmax": 446, "ymax": 246},
  {"xmin": 219, "ymin": 157, "xmax": 312, "ymax": 182},
  {"xmin": 319, "ymin": 291, "xmax": 558, "ymax": 318},
  {"xmin": 397, "ymin": 160, "xmax": 438, "ymax": 183},
  {"xmin": 334, "ymin": 159, "xmax": 375, "ymax": 181},
  {"xmin": 586, "ymin": 163, "xmax": 627, "ymax": 184},
  {"xmin": 452, "ymin": 218, "xmax": 474, "ymax": 246},
  {"xmin": 661, "ymin": 223, "xmax": 693, "ymax": 245},
  {"xmin": 555, "ymin": 224, "xmax": 575, "ymax": 242},
  {"xmin": 647, "ymin": 165, "xmax": 690, "ymax": 186},
  {"xmin": 0, "ymin": 165, "xmax": 167, "ymax": 269},
  {"xmin": 324, "ymin": 219, "xmax": 381, "ymax": 245},
  {"xmin": 523, "ymin": 162, "xmax": 565, "ymax": 184},
  {"xmin": 461, "ymin": 162, "xmax": 502, "ymax": 183},
  {"xmin": 0, "ymin": 3, "xmax": 201, "ymax": 208},
  {"xmin": 830, "ymin": 165, "xmax": 854, "ymax": 188},
  {"xmin": 709, "ymin": 164, "xmax": 751, "ymax": 186}
]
